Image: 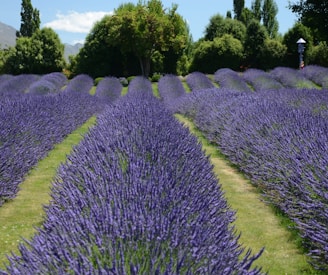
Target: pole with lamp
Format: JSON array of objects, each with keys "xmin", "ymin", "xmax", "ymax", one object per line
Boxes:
[{"xmin": 297, "ymin": 38, "xmax": 306, "ymax": 69}]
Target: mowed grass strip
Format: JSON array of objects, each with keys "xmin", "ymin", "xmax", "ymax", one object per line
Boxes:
[
  {"xmin": 0, "ymin": 116, "xmax": 96, "ymax": 269},
  {"xmin": 175, "ymin": 114, "xmax": 319, "ymax": 275}
]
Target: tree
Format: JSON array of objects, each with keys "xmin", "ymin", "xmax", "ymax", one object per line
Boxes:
[
  {"xmin": 262, "ymin": 0, "xmax": 279, "ymax": 38},
  {"xmin": 17, "ymin": 0, "xmax": 40, "ymax": 37},
  {"xmin": 32, "ymin": 28, "xmax": 66, "ymax": 73},
  {"xmin": 204, "ymin": 14, "xmax": 246, "ymax": 43},
  {"xmin": 70, "ymin": 15, "xmax": 139, "ymax": 78},
  {"xmin": 106, "ymin": 0, "xmax": 188, "ymax": 77},
  {"xmin": 289, "ymin": 0, "xmax": 328, "ymax": 42},
  {"xmin": 308, "ymin": 41, "xmax": 328, "ymax": 67},
  {"xmin": 257, "ymin": 39, "xmax": 287, "ymax": 69},
  {"xmin": 240, "ymin": 8, "xmax": 256, "ymax": 26},
  {"xmin": 4, "ymin": 28, "xmax": 65, "ymax": 74},
  {"xmin": 283, "ymin": 22, "xmax": 313, "ymax": 68},
  {"xmin": 244, "ymin": 19, "xmax": 268, "ymax": 67},
  {"xmin": 234, "ymin": 0, "xmax": 245, "ymax": 20},
  {"xmin": 251, "ymin": 0, "xmax": 262, "ymax": 21},
  {"xmin": 190, "ymin": 34, "xmax": 243, "ymax": 73}
]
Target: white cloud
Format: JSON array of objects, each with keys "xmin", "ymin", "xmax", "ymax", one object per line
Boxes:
[{"xmin": 44, "ymin": 10, "xmax": 113, "ymax": 33}]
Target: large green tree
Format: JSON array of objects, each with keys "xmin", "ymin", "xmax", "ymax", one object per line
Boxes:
[
  {"xmin": 262, "ymin": 0, "xmax": 279, "ymax": 38},
  {"xmin": 70, "ymin": 15, "xmax": 139, "ymax": 78},
  {"xmin": 244, "ymin": 19, "xmax": 268, "ymax": 67},
  {"xmin": 257, "ymin": 38, "xmax": 287, "ymax": 69},
  {"xmin": 289, "ymin": 0, "xmax": 328, "ymax": 42},
  {"xmin": 204, "ymin": 14, "xmax": 246, "ymax": 42},
  {"xmin": 17, "ymin": 0, "xmax": 40, "ymax": 37},
  {"xmin": 106, "ymin": 0, "xmax": 188, "ymax": 77},
  {"xmin": 191, "ymin": 34, "xmax": 243, "ymax": 73},
  {"xmin": 5, "ymin": 28, "xmax": 65, "ymax": 74}
]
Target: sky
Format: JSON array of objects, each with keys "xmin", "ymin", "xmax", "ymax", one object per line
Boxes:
[{"xmin": 0, "ymin": 0, "xmax": 299, "ymax": 45}]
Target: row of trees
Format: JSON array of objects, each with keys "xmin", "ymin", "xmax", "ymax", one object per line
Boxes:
[{"xmin": 0, "ymin": 0, "xmax": 328, "ymax": 77}]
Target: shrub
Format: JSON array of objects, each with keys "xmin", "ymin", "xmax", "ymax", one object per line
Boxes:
[{"xmin": 308, "ymin": 41, "xmax": 328, "ymax": 67}]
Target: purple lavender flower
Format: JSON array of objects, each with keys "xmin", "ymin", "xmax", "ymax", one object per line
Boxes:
[
  {"xmin": 176, "ymin": 86, "xmax": 328, "ymax": 270},
  {"xmin": 1, "ymin": 88, "xmax": 263, "ymax": 274},
  {"xmin": 185, "ymin": 71, "xmax": 215, "ymax": 91},
  {"xmin": 95, "ymin": 76, "xmax": 122, "ymax": 104},
  {"xmin": 214, "ymin": 68, "xmax": 252, "ymax": 92}
]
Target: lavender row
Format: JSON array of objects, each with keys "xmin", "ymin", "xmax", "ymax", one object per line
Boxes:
[
  {"xmin": 28, "ymin": 72, "xmax": 68, "ymax": 95},
  {"xmin": 95, "ymin": 76, "xmax": 122, "ymax": 104},
  {"xmin": 269, "ymin": 67, "xmax": 318, "ymax": 89},
  {"xmin": 185, "ymin": 71, "xmax": 215, "ymax": 91},
  {"xmin": 63, "ymin": 74, "xmax": 94, "ymax": 94},
  {"xmin": 127, "ymin": 75, "xmax": 153, "ymax": 94},
  {"xmin": 0, "ymin": 92, "xmax": 104, "ymax": 206},
  {"xmin": 174, "ymin": 87, "xmax": 328, "ymax": 270},
  {"xmin": 242, "ymin": 69, "xmax": 284, "ymax": 91},
  {"xmin": 214, "ymin": 68, "xmax": 252, "ymax": 92},
  {"xmin": 1, "ymin": 89, "xmax": 263, "ymax": 274},
  {"xmin": 157, "ymin": 74, "xmax": 186, "ymax": 112},
  {"xmin": 0, "ymin": 74, "xmax": 40, "ymax": 96},
  {"xmin": 302, "ymin": 65, "xmax": 328, "ymax": 89}
]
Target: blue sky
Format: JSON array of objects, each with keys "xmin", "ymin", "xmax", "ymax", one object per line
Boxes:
[{"xmin": 1, "ymin": 0, "xmax": 298, "ymax": 45}]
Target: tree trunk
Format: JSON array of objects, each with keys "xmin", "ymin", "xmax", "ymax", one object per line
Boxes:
[{"xmin": 139, "ymin": 56, "xmax": 151, "ymax": 78}]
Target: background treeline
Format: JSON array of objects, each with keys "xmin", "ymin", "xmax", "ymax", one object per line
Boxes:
[{"xmin": 0, "ymin": 0, "xmax": 327, "ymax": 78}]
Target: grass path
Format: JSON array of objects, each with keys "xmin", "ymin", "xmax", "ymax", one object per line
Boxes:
[
  {"xmin": 175, "ymin": 114, "xmax": 319, "ymax": 275},
  {"xmin": 0, "ymin": 116, "xmax": 96, "ymax": 269}
]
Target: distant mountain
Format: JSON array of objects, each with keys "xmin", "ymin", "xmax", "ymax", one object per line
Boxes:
[
  {"xmin": 0, "ymin": 21, "xmax": 82, "ymax": 61},
  {"xmin": 0, "ymin": 22, "xmax": 16, "ymax": 49},
  {"xmin": 64, "ymin": 43, "xmax": 83, "ymax": 61}
]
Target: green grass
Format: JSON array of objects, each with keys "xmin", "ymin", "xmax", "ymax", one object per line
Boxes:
[
  {"xmin": 175, "ymin": 114, "xmax": 322, "ymax": 275},
  {"xmin": 122, "ymin": 86, "xmax": 128, "ymax": 95},
  {"xmin": 0, "ymin": 116, "xmax": 96, "ymax": 269},
  {"xmin": 89, "ymin": 86, "xmax": 97, "ymax": 95},
  {"xmin": 152, "ymin": 82, "xmax": 160, "ymax": 98},
  {"xmin": 181, "ymin": 78, "xmax": 191, "ymax": 92}
]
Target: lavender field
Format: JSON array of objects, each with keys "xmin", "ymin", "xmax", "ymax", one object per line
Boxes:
[{"xmin": 0, "ymin": 66, "xmax": 328, "ymax": 273}]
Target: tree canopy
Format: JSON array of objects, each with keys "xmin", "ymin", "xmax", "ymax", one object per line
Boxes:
[
  {"xmin": 262, "ymin": 0, "xmax": 278, "ymax": 38},
  {"xmin": 233, "ymin": 0, "xmax": 245, "ymax": 20},
  {"xmin": 70, "ymin": 15, "xmax": 139, "ymax": 78},
  {"xmin": 17, "ymin": 0, "xmax": 40, "ymax": 37},
  {"xmin": 244, "ymin": 19, "xmax": 268, "ymax": 67},
  {"xmin": 106, "ymin": 0, "xmax": 189, "ymax": 77},
  {"xmin": 4, "ymin": 28, "xmax": 65, "ymax": 74},
  {"xmin": 191, "ymin": 34, "xmax": 243, "ymax": 72},
  {"xmin": 204, "ymin": 14, "xmax": 246, "ymax": 42},
  {"xmin": 289, "ymin": 0, "xmax": 328, "ymax": 42}
]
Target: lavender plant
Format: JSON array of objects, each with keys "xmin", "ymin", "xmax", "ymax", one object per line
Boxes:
[
  {"xmin": 63, "ymin": 74, "xmax": 94, "ymax": 94},
  {"xmin": 1, "ymin": 88, "xmax": 263, "ymax": 274},
  {"xmin": 0, "ymin": 74, "xmax": 40, "ymax": 95},
  {"xmin": 175, "ymin": 87, "xmax": 328, "ymax": 270},
  {"xmin": 269, "ymin": 67, "xmax": 318, "ymax": 89},
  {"xmin": 302, "ymin": 65, "xmax": 328, "ymax": 89},
  {"xmin": 28, "ymin": 72, "xmax": 68, "ymax": 95},
  {"xmin": 157, "ymin": 74, "xmax": 186, "ymax": 112},
  {"xmin": 95, "ymin": 76, "xmax": 122, "ymax": 104},
  {"xmin": 242, "ymin": 69, "xmax": 284, "ymax": 91},
  {"xmin": 127, "ymin": 76, "xmax": 153, "ymax": 94},
  {"xmin": 185, "ymin": 72, "xmax": 215, "ymax": 91},
  {"xmin": 214, "ymin": 68, "xmax": 252, "ymax": 92},
  {"xmin": 0, "ymin": 92, "xmax": 104, "ymax": 206}
]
